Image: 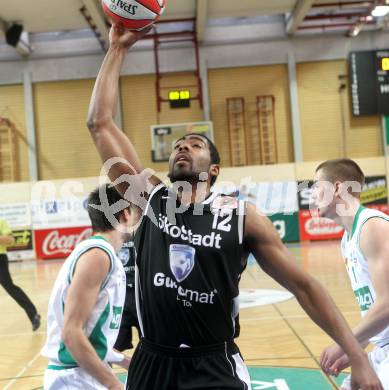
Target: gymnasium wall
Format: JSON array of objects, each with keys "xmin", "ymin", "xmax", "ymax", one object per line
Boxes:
[
  {"xmin": 0, "ymin": 84, "xmax": 29, "ymax": 182},
  {"xmin": 33, "ymin": 79, "xmax": 101, "ymax": 180},
  {"xmin": 297, "ymin": 60, "xmax": 382, "ymax": 161},
  {"xmin": 208, "ymin": 64, "xmax": 293, "ymax": 166},
  {"xmin": 0, "ymin": 61, "xmax": 385, "ymax": 182}
]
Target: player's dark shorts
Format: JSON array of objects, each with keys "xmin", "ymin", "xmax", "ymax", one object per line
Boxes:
[
  {"xmin": 114, "ymin": 288, "xmax": 139, "ymax": 351},
  {"xmin": 125, "ymin": 339, "xmax": 252, "ymax": 390}
]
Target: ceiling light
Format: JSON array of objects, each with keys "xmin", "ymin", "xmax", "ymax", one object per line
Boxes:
[
  {"xmin": 371, "ymin": 6, "xmax": 389, "ymax": 17},
  {"xmin": 348, "ymin": 23, "xmax": 362, "ymax": 37},
  {"xmin": 5, "ymin": 23, "xmax": 32, "ymax": 56}
]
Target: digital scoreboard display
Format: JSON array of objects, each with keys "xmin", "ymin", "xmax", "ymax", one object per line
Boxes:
[
  {"xmin": 381, "ymin": 57, "xmax": 389, "ymax": 71},
  {"xmin": 168, "ymin": 90, "xmax": 191, "ymax": 109},
  {"xmin": 349, "ymin": 49, "xmax": 389, "ymax": 116}
]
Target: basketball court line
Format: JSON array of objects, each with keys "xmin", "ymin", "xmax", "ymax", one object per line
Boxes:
[
  {"xmin": 240, "ymin": 310, "xmax": 360, "ymax": 323},
  {"xmin": 273, "ymin": 303, "xmax": 340, "ymax": 390},
  {"xmin": 3, "ymin": 352, "xmax": 41, "ymax": 390},
  {"xmin": 0, "ymin": 331, "xmax": 45, "ymax": 338}
]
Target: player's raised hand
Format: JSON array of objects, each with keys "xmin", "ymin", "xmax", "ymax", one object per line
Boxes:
[{"xmin": 109, "ymin": 22, "xmax": 152, "ymax": 49}]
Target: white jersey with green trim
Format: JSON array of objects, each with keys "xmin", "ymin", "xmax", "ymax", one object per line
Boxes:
[
  {"xmin": 341, "ymin": 206, "xmax": 389, "ymax": 347},
  {"xmin": 41, "ymin": 236, "xmax": 126, "ymax": 367}
]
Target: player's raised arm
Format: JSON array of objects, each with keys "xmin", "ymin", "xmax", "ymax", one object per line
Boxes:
[
  {"xmin": 87, "ymin": 23, "xmax": 161, "ymax": 198},
  {"xmin": 244, "ymin": 203, "xmax": 383, "ymax": 390}
]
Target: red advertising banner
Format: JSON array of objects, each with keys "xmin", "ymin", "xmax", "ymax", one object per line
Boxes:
[
  {"xmin": 34, "ymin": 226, "xmax": 92, "ymax": 260},
  {"xmin": 298, "ymin": 210, "xmax": 344, "ymax": 241},
  {"xmin": 366, "ymin": 204, "xmax": 389, "ymax": 215}
]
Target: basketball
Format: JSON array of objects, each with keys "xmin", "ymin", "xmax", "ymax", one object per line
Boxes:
[{"xmin": 101, "ymin": 0, "xmax": 166, "ymax": 31}]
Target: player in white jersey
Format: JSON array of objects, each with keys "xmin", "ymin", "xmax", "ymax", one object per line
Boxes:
[
  {"xmin": 41, "ymin": 184, "xmax": 135, "ymax": 390},
  {"xmin": 312, "ymin": 159, "xmax": 389, "ymax": 389}
]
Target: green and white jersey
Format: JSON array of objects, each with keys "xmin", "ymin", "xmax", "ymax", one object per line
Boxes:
[
  {"xmin": 341, "ymin": 206, "xmax": 389, "ymax": 347},
  {"xmin": 41, "ymin": 236, "xmax": 126, "ymax": 368}
]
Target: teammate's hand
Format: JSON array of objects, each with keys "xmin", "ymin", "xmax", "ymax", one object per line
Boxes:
[
  {"xmin": 109, "ymin": 22, "xmax": 152, "ymax": 49},
  {"xmin": 350, "ymin": 355, "xmax": 383, "ymax": 390},
  {"xmin": 320, "ymin": 343, "xmax": 344, "ymax": 374}
]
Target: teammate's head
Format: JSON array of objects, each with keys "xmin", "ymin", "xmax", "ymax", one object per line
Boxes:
[
  {"xmin": 312, "ymin": 158, "xmax": 365, "ymax": 218},
  {"xmin": 87, "ymin": 184, "xmax": 133, "ymax": 233},
  {"xmin": 168, "ymin": 133, "xmax": 220, "ymax": 187}
]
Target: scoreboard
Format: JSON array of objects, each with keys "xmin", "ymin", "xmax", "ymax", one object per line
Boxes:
[{"xmin": 349, "ymin": 50, "xmax": 389, "ymax": 116}]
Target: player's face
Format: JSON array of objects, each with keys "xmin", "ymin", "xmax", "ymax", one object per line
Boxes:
[
  {"xmin": 168, "ymin": 135, "xmax": 215, "ymax": 184},
  {"xmin": 311, "ymin": 169, "xmax": 337, "ymax": 219}
]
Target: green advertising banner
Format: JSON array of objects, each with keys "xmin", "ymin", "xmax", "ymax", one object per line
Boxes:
[{"xmin": 268, "ymin": 212, "xmax": 300, "ymax": 243}]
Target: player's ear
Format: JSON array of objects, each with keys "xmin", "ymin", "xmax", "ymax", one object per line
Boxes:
[
  {"xmin": 334, "ymin": 180, "xmax": 343, "ymax": 197},
  {"xmin": 121, "ymin": 208, "xmax": 132, "ymax": 223},
  {"xmin": 210, "ymin": 164, "xmax": 220, "ymax": 180}
]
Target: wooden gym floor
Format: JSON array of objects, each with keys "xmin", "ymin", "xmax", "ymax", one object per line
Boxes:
[{"xmin": 0, "ymin": 240, "xmax": 359, "ymax": 389}]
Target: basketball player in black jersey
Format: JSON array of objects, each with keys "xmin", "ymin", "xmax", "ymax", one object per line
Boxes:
[{"xmin": 86, "ymin": 23, "xmax": 383, "ymax": 390}]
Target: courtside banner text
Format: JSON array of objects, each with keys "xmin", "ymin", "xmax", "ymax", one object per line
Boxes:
[
  {"xmin": 7, "ymin": 229, "xmax": 35, "ymax": 261},
  {"xmin": 0, "ymin": 203, "xmax": 31, "ymax": 228},
  {"xmin": 299, "ymin": 211, "xmax": 344, "ymax": 241},
  {"xmin": 31, "ymin": 197, "xmax": 90, "ymax": 229},
  {"xmin": 361, "ymin": 176, "xmax": 387, "ymax": 205}
]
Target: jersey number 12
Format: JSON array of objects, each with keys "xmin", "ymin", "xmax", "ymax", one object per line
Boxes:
[{"xmin": 212, "ymin": 210, "xmax": 232, "ymax": 232}]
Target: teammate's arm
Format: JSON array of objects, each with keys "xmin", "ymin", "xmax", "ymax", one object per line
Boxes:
[
  {"xmin": 61, "ymin": 249, "xmax": 122, "ymax": 390},
  {"xmin": 87, "ymin": 23, "xmax": 161, "ymax": 199},
  {"xmin": 353, "ymin": 218, "xmax": 389, "ymax": 342},
  {"xmin": 321, "ymin": 218, "xmax": 389, "ymax": 375},
  {"xmin": 244, "ymin": 203, "xmax": 383, "ymax": 390}
]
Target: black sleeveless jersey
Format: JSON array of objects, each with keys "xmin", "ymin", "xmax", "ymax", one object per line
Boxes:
[{"xmin": 133, "ymin": 184, "xmax": 247, "ymax": 347}]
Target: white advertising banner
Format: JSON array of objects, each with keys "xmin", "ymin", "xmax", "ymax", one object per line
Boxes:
[
  {"xmin": 0, "ymin": 203, "xmax": 31, "ymax": 228},
  {"xmin": 214, "ymin": 181, "xmax": 299, "ymax": 215},
  {"xmin": 31, "ymin": 197, "xmax": 90, "ymax": 229}
]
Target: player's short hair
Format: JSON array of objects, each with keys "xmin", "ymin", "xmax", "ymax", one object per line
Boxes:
[
  {"xmin": 87, "ymin": 184, "xmax": 129, "ymax": 232},
  {"xmin": 182, "ymin": 133, "xmax": 220, "ymax": 186},
  {"xmin": 315, "ymin": 158, "xmax": 365, "ymax": 197}
]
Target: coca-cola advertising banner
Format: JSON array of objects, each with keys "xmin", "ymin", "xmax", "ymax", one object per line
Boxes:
[
  {"xmin": 367, "ymin": 204, "xmax": 389, "ymax": 214},
  {"xmin": 34, "ymin": 226, "xmax": 93, "ymax": 260},
  {"xmin": 299, "ymin": 210, "xmax": 344, "ymax": 241}
]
